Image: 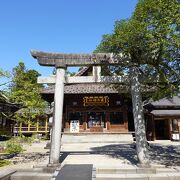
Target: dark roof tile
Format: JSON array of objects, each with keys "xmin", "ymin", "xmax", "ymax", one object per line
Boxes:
[{"xmin": 41, "ymin": 83, "xmax": 121, "ymax": 94}]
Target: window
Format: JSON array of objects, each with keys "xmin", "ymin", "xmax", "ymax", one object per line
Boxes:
[{"xmin": 110, "ymin": 112, "xmax": 124, "ymax": 124}]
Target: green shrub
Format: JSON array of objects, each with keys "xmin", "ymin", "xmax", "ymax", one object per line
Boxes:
[
  {"xmin": 5, "ymin": 140, "xmax": 23, "ymax": 154},
  {"xmin": 0, "ymin": 159, "xmax": 11, "ymax": 167},
  {"xmin": 0, "ymin": 142, "xmax": 5, "ymax": 153}
]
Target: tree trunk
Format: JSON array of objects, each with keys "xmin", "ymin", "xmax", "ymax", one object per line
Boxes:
[{"xmin": 130, "ymin": 66, "xmax": 150, "ymax": 166}]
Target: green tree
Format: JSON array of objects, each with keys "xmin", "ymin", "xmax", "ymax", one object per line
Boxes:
[
  {"xmin": 9, "ymin": 62, "xmax": 47, "ymax": 124},
  {"xmin": 95, "ymin": 0, "xmax": 179, "ymax": 165},
  {"xmin": 0, "ymin": 68, "xmax": 11, "ymax": 101},
  {"xmin": 0, "ymin": 68, "xmax": 11, "ymax": 88}
]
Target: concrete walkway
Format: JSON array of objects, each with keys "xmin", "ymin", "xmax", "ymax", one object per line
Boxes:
[
  {"xmin": 51, "ymin": 141, "xmax": 180, "ymax": 180},
  {"xmin": 1, "ymin": 140, "xmax": 180, "ymax": 179},
  {"xmin": 60, "ymin": 142, "xmax": 134, "ymax": 168},
  {"xmin": 60, "ymin": 141, "xmax": 180, "ymax": 168}
]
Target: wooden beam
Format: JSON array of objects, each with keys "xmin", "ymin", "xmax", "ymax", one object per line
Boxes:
[
  {"xmin": 38, "ymin": 76, "xmax": 56, "ymax": 84},
  {"xmin": 37, "ymin": 75, "xmax": 126, "ymax": 84},
  {"xmin": 31, "ymin": 50, "xmax": 129, "ymax": 67}
]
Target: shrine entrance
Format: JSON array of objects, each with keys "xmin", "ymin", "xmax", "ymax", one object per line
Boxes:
[{"xmin": 87, "ymin": 112, "xmax": 105, "ymax": 132}]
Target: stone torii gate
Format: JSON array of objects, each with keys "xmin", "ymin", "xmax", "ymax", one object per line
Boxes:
[{"xmin": 31, "ymin": 50, "xmax": 130, "ymax": 165}]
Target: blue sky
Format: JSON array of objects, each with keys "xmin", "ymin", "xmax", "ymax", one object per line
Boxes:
[{"xmin": 0, "ymin": 0, "xmax": 137, "ymax": 86}]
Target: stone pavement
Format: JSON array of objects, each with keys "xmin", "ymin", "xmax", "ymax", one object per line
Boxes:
[
  {"xmin": 60, "ymin": 141, "xmax": 180, "ymax": 167},
  {"xmin": 1, "ymin": 140, "xmax": 180, "ymax": 180},
  {"xmin": 53, "ymin": 141, "xmax": 180, "ymax": 180}
]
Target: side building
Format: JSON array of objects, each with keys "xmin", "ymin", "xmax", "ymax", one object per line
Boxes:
[
  {"xmin": 0, "ymin": 97, "xmax": 21, "ymax": 137},
  {"xmin": 145, "ymin": 96, "xmax": 180, "ymax": 141}
]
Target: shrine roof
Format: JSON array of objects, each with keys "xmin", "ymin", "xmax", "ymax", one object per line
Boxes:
[
  {"xmin": 148, "ymin": 96, "xmax": 180, "ymax": 107},
  {"xmin": 150, "ymin": 109, "xmax": 180, "ymax": 116},
  {"xmin": 41, "ymin": 83, "xmax": 124, "ymax": 94},
  {"xmin": 74, "ymin": 67, "xmax": 91, "ymax": 76}
]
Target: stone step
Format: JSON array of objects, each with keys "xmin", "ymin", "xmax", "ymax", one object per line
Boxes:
[
  {"xmin": 96, "ymin": 173, "xmax": 180, "ymax": 180},
  {"xmin": 96, "ymin": 167, "xmax": 177, "ymax": 174},
  {"xmin": 0, "ymin": 169, "xmax": 16, "ymax": 180},
  {"xmin": 61, "ymin": 133, "xmax": 134, "ymax": 144},
  {"xmin": 11, "ymin": 172, "xmax": 53, "ymax": 180},
  {"xmin": 45, "ymin": 133, "xmax": 134, "ymax": 149},
  {"xmin": 17, "ymin": 167, "xmax": 56, "ymax": 174},
  {"xmin": 95, "ymin": 167, "xmax": 180, "ymax": 180}
]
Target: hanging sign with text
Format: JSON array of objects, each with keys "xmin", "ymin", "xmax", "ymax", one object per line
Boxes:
[{"xmin": 83, "ymin": 96, "xmax": 109, "ymax": 107}]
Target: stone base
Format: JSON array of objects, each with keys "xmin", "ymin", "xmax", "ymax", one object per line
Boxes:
[
  {"xmin": 11, "ymin": 163, "xmax": 60, "ymax": 180},
  {"xmin": 136, "ymin": 163, "xmax": 151, "ymax": 168}
]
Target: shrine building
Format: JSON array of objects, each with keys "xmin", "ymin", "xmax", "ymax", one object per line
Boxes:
[{"xmin": 41, "ymin": 66, "xmax": 134, "ymax": 134}]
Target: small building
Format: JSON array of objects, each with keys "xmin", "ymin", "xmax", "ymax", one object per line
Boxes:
[
  {"xmin": 145, "ymin": 96, "xmax": 180, "ymax": 141},
  {"xmin": 13, "ymin": 108, "xmax": 50, "ymax": 136},
  {"xmin": 0, "ymin": 96, "xmax": 21, "ymax": 136}
]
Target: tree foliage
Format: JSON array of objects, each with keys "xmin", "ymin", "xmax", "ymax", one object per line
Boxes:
[
  {"xmin": 0, "ymin": 68, "xmax": 10, "ymax": 102},
  {"xmin": 95, "ymin": 0, "xmax": 179, "ymax": 99},
  {"xmin": 9, "ymin": 62, "xmax": 47, "ymax": 123}
]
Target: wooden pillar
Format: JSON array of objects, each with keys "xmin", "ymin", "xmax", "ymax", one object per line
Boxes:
[
  {"xmin": 83, "ymin": 112, "xmax": 87, "ymax": 130},
  {"xmin": 19, "ymin": 122, "xmax": 22, "ymax": 134},
  {"xmin": 169, "ymin": 118, "xmax": 172, "ymax": 140},
  {"xmin": 106, "ymin": 112, "xmax": 110, "ymax": 130},
  {"xmin": 152, "ymin": 115, "xmax": 156, "ymax": 140},
  {"xmin": 45, "ymin": 118, "xmax": 48, "ymax": 133},
  {"xmin": 123, "ymin": 106, "xmax": 128, "ymax": 130},
  {"xmin": 36, "ymin": 119, "xmax": 39, "ymax": 132},
  {"xmin": 28, "ymin": 121, "xmax": 30, "ymax": 132},
  {"xmin": 49, "ymin": 66, "xmax": 65, "ymax": 165}
]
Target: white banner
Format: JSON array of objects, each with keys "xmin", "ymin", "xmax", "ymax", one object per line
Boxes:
[{"xmin": 70, "ymin": 120, "xmax": 79, "ymax": 133}]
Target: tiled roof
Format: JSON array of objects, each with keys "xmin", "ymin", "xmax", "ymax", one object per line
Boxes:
[
  {"xmin": 74, "ymin": 67, "xmax": 90, "ymax": 76},
  {"xmin": 41, "ymin": 83, "xmax": 122, "ymax": 94},
  {"xmin": 150, "ymin": 109, "xmax": 180, "ymax": 116},
  {"xmin": 150, "ymin": 96, "xmax": 180, "ymax": 107}
]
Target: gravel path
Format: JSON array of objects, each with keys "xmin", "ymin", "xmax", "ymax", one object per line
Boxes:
[{"xmin": 0, "ymin": 141, "xmax": 49, "ymax": 170}]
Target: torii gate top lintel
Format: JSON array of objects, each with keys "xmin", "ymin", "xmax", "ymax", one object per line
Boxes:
[{"xmin": 31, "ymin": 50, "xmax": 127, "ymax": 67}]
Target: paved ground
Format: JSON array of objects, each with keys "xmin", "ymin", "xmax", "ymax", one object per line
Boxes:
[
  {"xmin": 0, "ymin": 140, "xmax": 180, "ymax": 175},
  {"xmin": 60, "ymin": 141, "xmax": 180, "ymax": 168},
  {"xmin": 55, "ymin": 164, "xmax": 93, "ymax": 180}
]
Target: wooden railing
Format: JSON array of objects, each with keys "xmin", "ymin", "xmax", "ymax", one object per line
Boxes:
[
  {"xmin": 13, "ymin": 120, "xmax": 49, "ymax": 134},
  {"xmin": 13, "ymin": 126, "xmax": 49, "ymax": 134}
]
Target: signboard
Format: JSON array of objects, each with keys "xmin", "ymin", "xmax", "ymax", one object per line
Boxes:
[
  {"xmin": 70, "ymin": 120, "xmax": 79, "ymax": 133},
  {"xmin": 83, "ymin": 96, "xmax": 109, "ymax": 107},
  {"xmin": 172, "ymin": 133, "xmax": 180, "ymax": 141}
]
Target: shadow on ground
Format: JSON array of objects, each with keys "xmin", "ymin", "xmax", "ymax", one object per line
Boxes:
[
  {"xmin": 149, "ymin": 143, "xmax": 180, "ymax": 166},
  {"xmin": 91, "ymin": 143, "xmax": 138, "ymax": 165},
  {"xmin": 60, "ymin": 143, "xmax": 180, "ymax": 166}
]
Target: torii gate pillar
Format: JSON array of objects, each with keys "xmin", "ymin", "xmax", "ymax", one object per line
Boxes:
[{"xmin": 49, "ymin": 65, "xmax": 65, "ymax": 165}]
